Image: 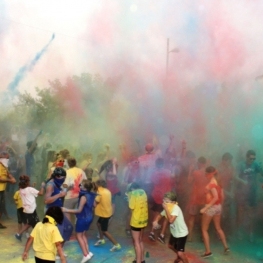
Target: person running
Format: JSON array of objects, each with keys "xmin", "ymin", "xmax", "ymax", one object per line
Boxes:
[
  {"xmin": 152, "ymin": 192, "xmax": 189, "ymax": 263},
  {"xmin": 15, "ymin": 175, "xmax": 45, "ymax": 241},
  {"xmin": 22, "ymin": 206, "xmax": 66, "ymax": 263},
  {"xmin": 94, "ymin": 179, "xmax": 121, "ymax": 252},
  {"xmin": 62, "ymin": 180, "xmax": 97, "ymax": 263},
  {"xmin": 127, "ymin": 182, "xmax": 148, "ymax": 263},
  {"xmin": 200, "ymin": 166, "xmax": 229, "ymax": 258}
]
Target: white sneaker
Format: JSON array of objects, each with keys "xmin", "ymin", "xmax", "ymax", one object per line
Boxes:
[
  {"xmin": 110, "ymin": 243, "xmax": 121, "ymax": 252},
  {"xmin": 55, "ymin": 253, "xmax": 67, "ymax": 260},
  {"xmin": 80, "ymin": 254, "xmax": 91, "ymax": 263},
  {"xmin": 89, "ymin": 252, "xmax": 93, "ymax": 257}
]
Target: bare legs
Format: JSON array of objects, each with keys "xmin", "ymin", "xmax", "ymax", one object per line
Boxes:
[
  {"xmin": 131, "ymin": 228, "xmax": 145, "ymax": 263},
  {"xmin": 202, "ymin": 213, "xmax": 228, "ymax": 254},
  {"xmin": 76, "ymin": 232, "xmax": 89, "ymax": 256}
]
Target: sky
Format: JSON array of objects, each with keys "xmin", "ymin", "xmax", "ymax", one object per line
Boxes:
[{"xmin": 1, "ymin": 0, "xmax": 263, "ymax": 159}]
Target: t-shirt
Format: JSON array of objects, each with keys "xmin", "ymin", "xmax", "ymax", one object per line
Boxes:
[
  {"xmin": 0, "ymin": 163, "xmax": 8, "ymax": 191},
  {"xmin": 151, "ymin": 168, "xmax": 172, "ymax": 204},
  {"xmin": 13, "ymin": 190, "xmax": 23, "ymax": 209},
  {"xmin": 64, "ymin": 167, "xmax": 87, "ymax": 200},
  {"xmin": 161, "ymin": 204, "xmax": 188, "ymax": 238},
  {"xmin": 31, "ymin": 222, "xmax": 63, "ymax": 261},
  {"xmin": 19, "ymin": 187, "xmax": 39, "ymax": 213},
  {"xmin": 236, "ymin": 161, "xmax": 261, "ymax": 205},
  {"xmin": 129, "ymin": 189, "xmax": 148, "ymax": 228},
  {"xmin": 95, "ymin": 186, "xmax": 112, "ymax": 218}
]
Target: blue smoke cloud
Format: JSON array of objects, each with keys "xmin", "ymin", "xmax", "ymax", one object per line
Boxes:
[{"xmin": 7, "ymin": 33, "xmax": 55, "ymax": 96}]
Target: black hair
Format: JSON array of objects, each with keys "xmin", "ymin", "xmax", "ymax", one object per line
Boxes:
[
  {"xmin": 96, "ymin": 179, "xmax": 107, "ymax": 188},
  {"xmin": 198, "ymin": 156, "xmax": 206, "ymax": 164},
  {"xmin": 246, "ymin": 150, "xmax": 256, "ymax": 158},
  {"xmin": 42, "ymin": 206, "xmax": 64, "ymax": 225},
  {"xmin": 222, "ymin": 152, "xmax": 233, "ymax": 161},
  {"xmin": 19, "ymin": 175, "xmax": 30, "ymax": 189},
  {"xmin": 128, "ymin": 182, "xmax": 140, "ymax": 191},
  {"xmin": 99, "ymin": 160, "xmax": 113, "ymax": 174}
]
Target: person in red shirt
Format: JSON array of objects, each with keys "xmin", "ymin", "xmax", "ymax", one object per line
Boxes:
[
  {"xmin": 187, "ymin": 156, "xmax": 208, "ymax": 242},
  {"xmin": 200, "ymin": 166, "xmax": 229, "ymax": 258},
  {"xmin": 148, "ymin": 158, "xmax": 173, "ymax": 244}
]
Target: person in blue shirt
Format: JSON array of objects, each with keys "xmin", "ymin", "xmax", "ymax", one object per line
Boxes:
[
  {"xmin": 62, "ymin": 180, "xmax": 97, "ymax": 263},
  {"xmin": 235, "ymin": 150, "xmax": 262, "ymax": 242}
]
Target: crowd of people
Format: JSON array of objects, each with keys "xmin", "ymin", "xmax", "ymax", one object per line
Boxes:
[{"xmin": 0, "ymin": 132, "xmax": 262, "ymax": 263}]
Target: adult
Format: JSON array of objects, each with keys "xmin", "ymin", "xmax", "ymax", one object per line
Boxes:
[
  {"xmin": 187, "ymin": 156, "xmax": 208, "ymax": 242},
  {"xmin": 25, "ymin": 131, "xmax": 41, "ymax": 178},
  {"xmin": 128, "ymin": 182, "xmax": 148, "ymax": 263},
  {"xmin": 235, "ymin": 149, "xmax": 262, "ymax": 242},
  {"xmin": 148, "ymin": 158, "xmax": 173, "ymax": 244},
  {"xmin": 200, "ymin": 166, "xmax": 229, "ymax": 258},
  {"xmin": 218, "ymin": 153, "xmax": 234, "ymax": 234},
  {"xmin": 63, "ymin": 157, "xmax": 87, "ymax": 224},
  {"xmin": 0, "ymin": 151, "xmax": 16, "ymax": 228}
]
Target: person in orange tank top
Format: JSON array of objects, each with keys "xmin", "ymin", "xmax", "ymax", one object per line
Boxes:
[{"xmin": 200, "ymin": 166, "xmax": 229, "ymax": 258}]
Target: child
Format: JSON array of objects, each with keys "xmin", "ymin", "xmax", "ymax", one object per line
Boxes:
[
  {"xmin": 15, "ymin": 175, "xmax": 45, "ymax": 241},
  {"xmin": 13, "ymin": 189, "xmax": 28, "ymax": 237},
  {"xmin": 22, "ymin": 206, "xmax": 66, "ymax": 263},
  {"xmin": 94, "ymin": 179, "xmax": 121, "ymax": 252},
  {"xmin": 152, "ymin": 192, "xmax": 189, "ymax": 263},
  {"xmin": 62, "ymin": 180, "xmax": 97, "ymax": 263},
  {"xmin": 127, "ymin": 182, "xmax": 148, "ymax": 263}
]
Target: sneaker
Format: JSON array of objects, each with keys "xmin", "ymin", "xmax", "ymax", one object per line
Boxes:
[
  {"xmin": 80, "ymin": 254, "xmax": 91, "ymax": 263},
  {"xmin": 224, "ymin": 248, "xmax": 230, "ymax": 254},
  {"xmin": 158, "ymin": 234, "xmax": 165, "ymax": 244},
  {"xmin": 148, "ymin": 232, "xmax": 155, "ymax": 241},
  {"xmin": 201, "ymin": 252, "xmax": 212, "ymax": 258},
  {"xmin": 55, "ymin": 253, "xmax": 67, "ymax": 259},
  {"xmin": 110, "ymin": 243, "xmax": 121, "ymax": 252},
  {"xmin": 94, "ymin": 239, "xmax": 105, "ymax": 246},
  {"xmin": 88, "ymin": 252, "xmax": 93, "ymax": 257},
  {"xmin": 15, "ymin": 233, "xmax": 22, "ymax": 241},
  {"xmin": 25, "ymin": 232, "xmax": 30, "ymax": 238}
]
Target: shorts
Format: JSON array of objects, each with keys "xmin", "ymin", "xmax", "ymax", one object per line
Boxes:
[
  {"xmin": 63, "ymin": 198, "xmax": 78, "ymax": 209},
  {"xmin": 17, "ymin": 207, "xmax": 24, "ymax": 224},
  {"xmin": 188, "ymin": 204, "xmax": 203, "ymax": 216},
  {"xmin": 151, "ymin": 202, "xmax": 163, "ymax": 213},
  {"xmin": 76, "ymin": 215, "xmax": 93, "ymax": 233},
  {"xmin": 97, "ymin": 217, "xmax": 111, "ymax": 232},
  {"xmin": 169, "ymin": 234, "xmax": 188, "ymax": 252},
  {"xmin": 204, "ymin": 204, "xmax": 222, "ymax": 217},
  {"xmin": 57, "ymin": 215, "xmax": 73, "ymax": 241},
  {"xmin": 35, "ymin": 257, "xmax": 55, "ymax": 263},
  {"xmin": 130, "ymin": 226, "xmax": 145, "ymax": 231},
  {"xmin": 0, "ymin": 191, "xmax": 5, "ymax": 213},
  {"xmin": 22, "ymin": 210, "xmax": 39, "ymax": 227}
]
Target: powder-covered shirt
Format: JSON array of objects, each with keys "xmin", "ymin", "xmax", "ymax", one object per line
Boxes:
[{"xmin": 129, "ymin": 189, "xmax": 148, "ymax": 228}]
